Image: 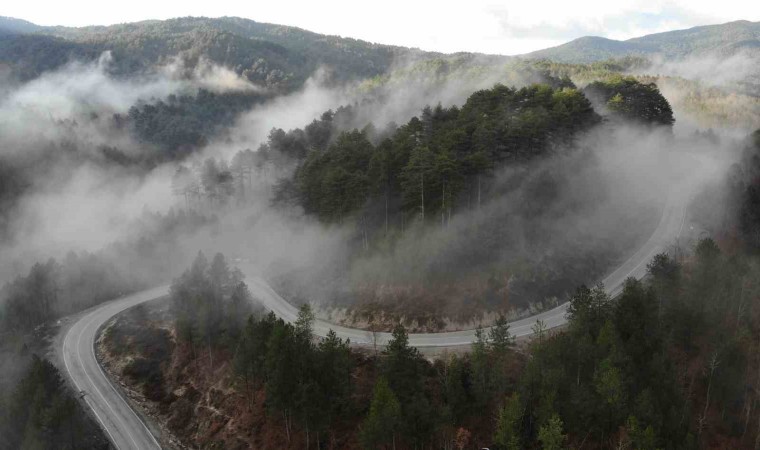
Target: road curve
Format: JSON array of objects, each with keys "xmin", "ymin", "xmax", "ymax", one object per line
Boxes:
[
  {"xmin": 247, "ymin": 183, "xmax": 689, "ymax": 346},
  {"xmin": 61, "ymin": 285, "xmax": 168, "ymax": 450},
  {"xmin": 59, "ymin": 181, "xmax": 688, "ymax": 449}
]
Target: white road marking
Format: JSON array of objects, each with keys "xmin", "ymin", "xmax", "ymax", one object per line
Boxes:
[
  {"xmin": 88, "ymin": 312, "xmax": 162, "ymax": 449},
  {"xmin": 63, "ymin": 318, "xmax": 121, "ymax": 449},
  {"xmin": 77, "ymin": 311, "xmax": 141, "ymax": 449}
]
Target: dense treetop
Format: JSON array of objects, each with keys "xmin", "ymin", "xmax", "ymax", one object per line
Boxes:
[
  {"xmin": 125, "ymin": 88, "xmax": 267, "ymax": 160},
  {"xmin": 287, "ymin": 82, "xmax": 601, "ymax": 224},
  {"xmin": 0, "ymin": 355, "xmax": 108, "ymax": 449},
  {"xmin": 145, "ymin": 237, "xmax": 760, "ymax": 448},
  {"xmin": 584, "ymin": 75, "xmax": 675, "ymax": 126}
]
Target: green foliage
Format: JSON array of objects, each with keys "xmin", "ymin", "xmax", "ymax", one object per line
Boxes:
[
  {"xmin": 383, "ymin": 324, "xmax": 424, "ymax": 402},
  {"xmin": 0, "ymin": 355, "xmax": 108, "ymax": 449},
  {"xmin": 378, "ymin": 324, "xmax": 440, "ymax": 446},
  {"xmin": 360, "ymin": 377, "xmax": 401, "ymax": 449},
  {"xmin": 494, "ymin": 393, "xmax": 523, "ymax": 450},
  {"xmin": 1, "ymin": 16, "xmax": 426, "ymax": 87},
  {"xmin": 489, "ymin": 314, "xmax": 516, "ymax": 356},
  {"xmin": 510, "ymin": 240, "xmax": 760, "ymax": 448},
  {"xmin": 0, "ymin": 207, "xmax": 212, "ymax": 336},
  {"xmin": 0, "ymin": 249, "xmax": 152, "ymax": 333},
  {"xmin": 296, "ymin": 129, "xmax": 374, "ymax": 221},
  {"xmin": 1, "ymin": 260, "xmax": 58, "ymax": 331},
  {"xmin": 471, "ymin": 325, "xmax": 492, "ymax": 408},
  {"xmin": 170, "ymin": 251, "xmax": 248, "ymax": 347},
  {"xmin": 647, "ymin": 252, "xmax": 681, "ymax": 305},
  {"xmin": 726, "ymin": 131, "xmax": 760, "ymax": 250},
  {"xmin": 0, "ymin": 33, "xmax": 102, "ymax": 80},
  {"xmin": 229, "ymin": 297, "xmax": 353, "ymax": 445},
  {"xmin": 287, "ymin": 82, "xmax": 600, "ymax": 225},
  {"xmin": 111, "ymin": 240, "xmax": 760, "ymax": 448},
  {"xmin": 537, "ymin": 414, "xmax": 565, "ymax": 450},
  {"xmin": 525, "ymin": 20, "xmax": 760, "ymax": 64},
  {"xmin": 125, "ymin": 89, "xmax": 266, "ymax": 159},
  {"xmin": 584, "ymin": 75, "xmax": 674, "ymax": 126}
]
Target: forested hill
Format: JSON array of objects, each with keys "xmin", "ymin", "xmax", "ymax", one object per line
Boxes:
[
  {"xmin": 0, "ymin": 16, "xmax": 445, "ymax": 89},
  {"xmin": 0, "ymin": 16, "xmax": 39, "ymax": 35},
  {"xmin": 263, "ymin": 77, "xmax": 670, "ymax": 226},
  {"xmin": 524, "ymin": 20, "xmax": 760, "ymax": 63}
]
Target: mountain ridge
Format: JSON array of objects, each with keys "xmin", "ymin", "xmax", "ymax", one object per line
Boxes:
[
  {"xmin": 0, "ymin": 16, "xmax": 40, "ymax": 35},
  {"xmin": 1, "ymin": 16, "xmax": 758, "ymax": 88},
  {"xmin": 0, "ymin": 16, "xmax": 441, "ymax": 89},
  {"xmin": 524, "ymin": 19, "xmax": 760, "ymax": 62}
]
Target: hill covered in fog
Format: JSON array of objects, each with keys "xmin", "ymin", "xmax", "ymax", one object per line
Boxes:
[
  {"xmin": 0, "ymin": 16, "xmax": 448, "ymax": 89},
  {"xmin": 523, "ymin": 19, "xmax": 760, "ymax": 62}
]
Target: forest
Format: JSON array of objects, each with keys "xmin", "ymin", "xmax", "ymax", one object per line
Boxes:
[
  {"xmin": 91, "ymin": 131, "xmax": 760, "ymax": 449},
  {"xmin": 107, "ymin": 226, "xmax": 760, "ymax": 448},
  {"xmin": 0, "ymin": 16, "xmax": 428, "ymax": 89},
  {"xmin": 165, "ymin": 77, "xmax": 675, "ymax": 328},
  {"xmin": 0, "ymin": 14, "xmax": 758, "ymax": 450},
  {"xmin": 0, "ymin": 355, "xmax": 108, "ymax": 449},
  {"xmin": 0, "ymin": 209, "xmax": 215, "ymax": 449},
  {"xmin": 89, "ymin": 125, "xmax": 760, "ymax": 449}
]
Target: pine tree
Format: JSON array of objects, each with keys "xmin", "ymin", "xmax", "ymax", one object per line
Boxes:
[
  {"xmin": 494, "ymin": 393, "xmax": 523, "ymax": 450},
  {"xmin": 361, "ymin": 378, "xmax": 401, "ymax": 450}
]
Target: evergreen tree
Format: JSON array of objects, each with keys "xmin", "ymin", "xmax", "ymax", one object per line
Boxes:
[
  {"xmin": 494, "ymin": 393, "xmax": 523, "ymax": 450},
  {"xmin": 361, "ymin": 377, "xmax": 401, "ymax": 450}
]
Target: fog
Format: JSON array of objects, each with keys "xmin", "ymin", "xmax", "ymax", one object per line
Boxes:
[
  {"xmin": 0, "ymin": 54, "xmax": 261, "ymax": 277},
  {"xmin": 639, "ymin": 50, "xmax": 760, "ymax": 91},
  {"xmin": 287, "ymin": 124, "xmax": 738, "ymax": 326},
  {"xmin": 621, "ymin": 51, "xmax": 760, "ymax": 136},
  {"xmin": 0, "ymin": 48, "xmax": 751, "ymax": 330},
  {"xmin": 213, "ymin": 55, "xmax": 528, "ymax": 159}
]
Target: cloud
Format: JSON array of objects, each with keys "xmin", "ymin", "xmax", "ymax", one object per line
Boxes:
[
  {"xmin": 0, "ymin": 52, "xmax": 268, "ymax": 274},
  {"xmin": 488, "ymin": 2, "xmax": 712, "ymax": 44}
]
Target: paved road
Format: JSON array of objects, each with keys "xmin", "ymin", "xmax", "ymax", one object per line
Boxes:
[
  {"xmin": 61, "ymin": 286, "xmax": 168, "ymax": 450},
  {"xmin": 247, "ymin": 183, "xmax": 688, "ymax": 346},
  {"xmin": 59, "ymin": 182, "xmax": 688, "ymax": 449}
]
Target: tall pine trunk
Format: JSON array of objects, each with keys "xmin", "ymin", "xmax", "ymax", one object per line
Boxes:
[
  {"xmin": 385, "ymin": 190, "xmax": 389, "ymax": 236},
  {"xmin": 477, "ymin": 174, "xmax": 481, "ymax": 210},
  {"xmin": 420, "ymin": 174, "xmax": 425, "ymax": 221}
]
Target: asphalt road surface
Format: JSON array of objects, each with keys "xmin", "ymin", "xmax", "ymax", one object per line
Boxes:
[
  {"xmin": 247, "ymin": 183, "xmax": 688, "ymax": 346},
  {"xmin": 61, "ymin": 286, "xmax": 168, "ymax": 450},
  {"xmin": 58, "ymin": 183, "xmax": 688, "ymax": 449}
]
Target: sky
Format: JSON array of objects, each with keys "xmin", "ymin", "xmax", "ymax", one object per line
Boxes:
[{"xmin": 4, "ymin": 0, "xmax": 760, "ymax": 55}]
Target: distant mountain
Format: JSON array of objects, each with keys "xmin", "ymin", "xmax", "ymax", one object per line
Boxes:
[
  {"xmin": 0, "ymin": 16, "xmax": 40, "ymax": 35},
  {"xmin": 0, "ymin": 16, "xmax": 440, "ymax": 90},
  {"xmin": 3, "ymin": 16, "xmax": 758, "ymax": 91},
  {"xmin": 524, "ymin": 20, "xmax": 760, "ymax": 62}
]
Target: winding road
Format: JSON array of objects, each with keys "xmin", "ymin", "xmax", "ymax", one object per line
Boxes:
[{"xmin": 58, "ymin": 182, "xmax": 690, "ymax": 449}]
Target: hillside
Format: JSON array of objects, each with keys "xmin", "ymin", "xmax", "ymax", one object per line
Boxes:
[
  {"xmin": 4, "ymin": 16, "xmax": 758, "ymax": 92},
  {"xmin": 0, "ymin": 16, "xmax": 439, "ymax": 89},
  {"xmin": 524, "ymin": 20, "xmax": 760, "ymax": 62},
  {"xmin": 0, "ymin": 16, "xmax": 39, "ymax": 35}
]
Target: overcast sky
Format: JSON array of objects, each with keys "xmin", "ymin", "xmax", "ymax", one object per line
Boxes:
[{"xmin": 4, "ymin": 0, "xmax": 759, "ymax": 55}]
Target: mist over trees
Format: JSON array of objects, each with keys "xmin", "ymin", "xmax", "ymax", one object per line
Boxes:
[
  {"xmin": 0, "ymin": 16, "xmax": 436, "ymax": 89},
  {"xmin": 0, "ymin": 208, "xmax": 215, "ymax": 333},
  {"xmin": 125, "ymin": 88, "xmax": 268, "ymax": 160},
  {"xmin": 585, "ymin": 75, "xmax": 675, "ymax": 126},
  {"xmin": 0, "ymin": 13, "xmax": 758, "ymax": 449},
  {"xmin": 0, "ymin": 355, "xmax": 108, "ymax": 449},
  {"xmin": 289, "ymin": 83, "xmax": 601, "ymax": 224},
  {"xmin": 157, "ymin": 76, "xmax": 680, "ymax": 328},
  {"xmin": 733, "ymin": 130, "xmax": 760, "ymax": 249},
  {"xmin": 117, "ymin": 238, "xmax": 760, "ymax": 448}
]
